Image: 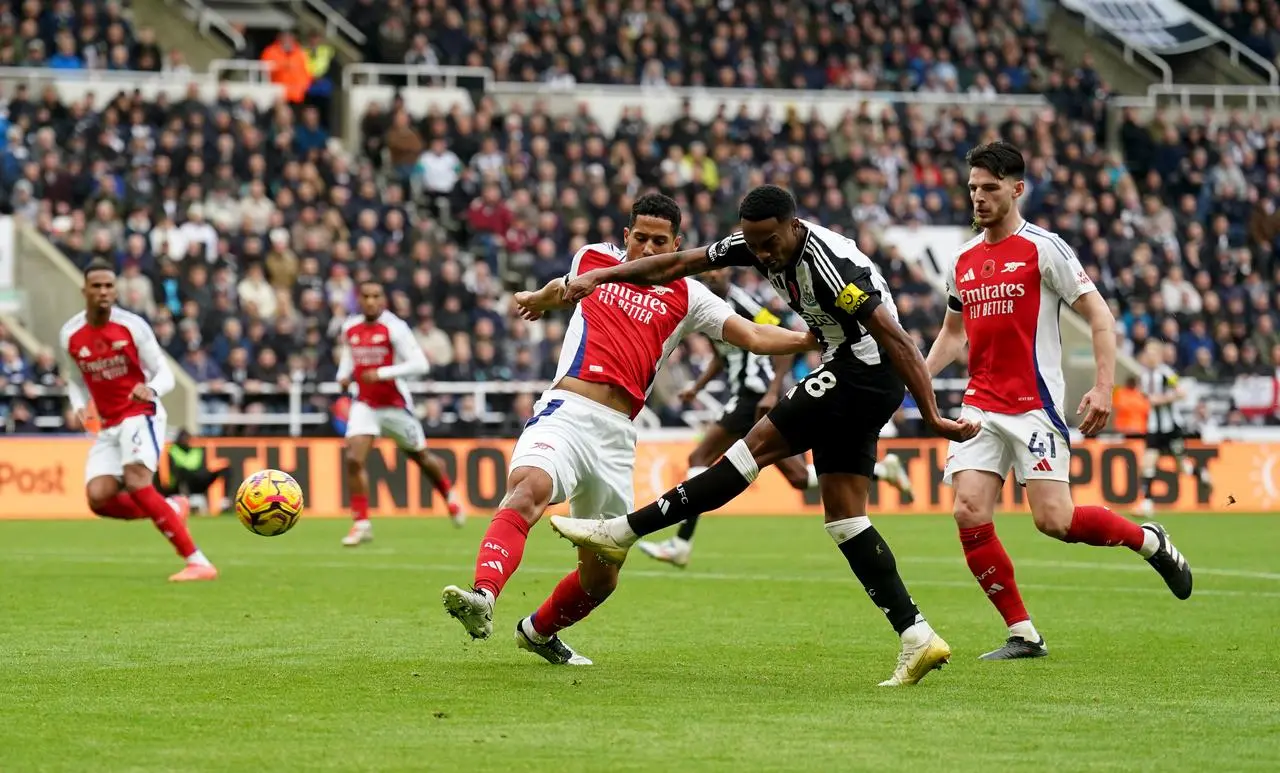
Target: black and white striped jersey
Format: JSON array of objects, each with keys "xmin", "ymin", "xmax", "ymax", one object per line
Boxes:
[
  {"xmin": 710, "ymin": 285, "xmax": 779, "ymax": 396},
  {"xmin": 705, "ymin": 219, "xmax": 897, "ymax": 369},
  {"xmin": 1140, "ymin": 363, "xmax": 1182, "ymax": 434}
]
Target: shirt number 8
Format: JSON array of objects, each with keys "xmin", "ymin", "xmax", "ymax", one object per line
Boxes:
[{"xmin": 804, "ymin": 369, "xmax": 838, "ymax": 398}]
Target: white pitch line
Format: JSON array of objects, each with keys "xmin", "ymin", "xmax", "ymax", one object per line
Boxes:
[{"xmin": 6, "ymin": 552, "xmax": 1280, "ymax": 599}]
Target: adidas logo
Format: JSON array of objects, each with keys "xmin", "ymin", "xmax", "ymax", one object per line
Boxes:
[
  {"xmin": 987, "ymin": 583, "xmax": 1004, "ymax": 596},
  {"xmin": 960, "ymin": 268, "xmax": 976, "ymax": 283},
  {"xmin": 481, "ymin": 560, "xmax": 504, "ymax": 575},
  {"xmin": 1033, "ymin": 458, "xmax": 1054, "ymax": 472},
  {"xmin": 657, "ymin": 498, "xmax": 669, "ymax": 515}
]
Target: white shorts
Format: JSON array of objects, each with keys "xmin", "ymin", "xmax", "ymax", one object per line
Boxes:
[
  {"xmin": 85, "ymin": 411, "xmax": 167, "ymax": 482},
  {"xmin": 345, "ymin": 401, "xmax": 427, "ymax": 452},
  {"xmin": 510, "ymin": 389, "xmax": 637, "ymax": 520},
  {"xmin": 943, "ymin": 405, "xmax": 1070, "ymax": 486}
]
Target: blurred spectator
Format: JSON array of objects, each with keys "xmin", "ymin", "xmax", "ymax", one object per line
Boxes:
[{"xmin": 261, "ymin": 31, "xmax": 312, "ymax": 104}]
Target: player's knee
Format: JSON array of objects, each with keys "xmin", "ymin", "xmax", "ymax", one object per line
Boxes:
[
  {"xmin": 1032, "ymin": 501, "xmax": 1074, "ymax": 540},
  {"xmin": 500, "ymin": 470, "xmax": 553, "ymax": 525},
  {"xmin": 120, "ymin": 466, "xmax": 153, "ymax": 493},
  {"xmin": 952, "ymin": 490, "xmax": 995, "ymax": 529}
]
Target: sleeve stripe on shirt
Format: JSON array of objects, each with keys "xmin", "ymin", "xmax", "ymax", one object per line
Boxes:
[
  {"xmin": 1027, "ymin": 224, "xmax": 1079, "ymax": 264},
  {"xmin": 806, "ymin": 239, "xmax": 848, "ymax": 298}
]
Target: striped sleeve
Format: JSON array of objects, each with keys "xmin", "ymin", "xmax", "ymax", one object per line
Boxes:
[
  {"xmin": 807, "ymin": 239, "xmax": 881, "ymax": 323},
  {"xmin": 705, "ymin": 233, "xmax": 756, "ymax": 267}
]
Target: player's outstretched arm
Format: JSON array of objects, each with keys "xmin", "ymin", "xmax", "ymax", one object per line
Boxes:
[
  {"xmin": 721, "ymin": 316, "xmax": 819, "ymax": 356},
  {"xmin": 863, "ymin": 306, "xmax": 979, "ymax": 443},
  {"xmin": 1073, "ymin": 291, "xmax": 1116, "ymax": 436},
  {"xmin": 563, "ymin": 247, "xmax": 712, "ymax": 303},
  {"xmin": 514, "ymin": 278, "xmax": 575, "ymax": 321},
  {"xmin": 925, "ymin": 307, "xmax": 967, "ymax": 378}
]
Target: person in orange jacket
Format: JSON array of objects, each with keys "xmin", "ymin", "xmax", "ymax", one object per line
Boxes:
[
  {"xmin": 1112, "ymin": 377, "xmax": 1148, "ymax": 437},
  {"xmin": 260, "ymin": 31, "xmax": 312, "ymax": 104}
]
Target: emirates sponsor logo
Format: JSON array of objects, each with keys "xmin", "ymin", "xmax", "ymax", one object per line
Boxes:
[{"xmin": 958, "ymin": 282, "xmax": 1026, "ymax": 306}]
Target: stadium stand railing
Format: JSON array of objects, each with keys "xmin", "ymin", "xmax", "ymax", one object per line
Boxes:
[{"xmin": 171, "ymin": 0, "xmax": 248, "ymax": 53}]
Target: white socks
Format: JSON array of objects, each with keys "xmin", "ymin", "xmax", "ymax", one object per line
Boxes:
[
  {"xmin": 186, "ymin": 550, "xmax": 212, "ymax": 567},
  {"xmin": 520, "ymin": 616, "xmax": 549, "ymax": 644},
  {"xmin": 901, "ymin": 620, "xmax": 935, "ymax": 647},
  {"xmin": 687, "ymin": 465, "xmax": 708, "ymax": 478},
  {"xmin": 824, "ymin": 516, "xmax": 873, "ymax": 545},
  {"xmin": 607, "ymin": 517, "xmax": 639, "ymax": 546},
  {"xmin": 805, "ymin": 464, "xmax": 819, "ymax": 489},
  {"xmin": 873, "ymin": 461, "xmax": 887, "ymax": 479},
  {"xmin": 1138, "ymin": 525, "xmax": 1160, "ymax": 559},
  {"xmin": 1009, "ymin": 620, "xmax": 1040, "ymax": 642}
]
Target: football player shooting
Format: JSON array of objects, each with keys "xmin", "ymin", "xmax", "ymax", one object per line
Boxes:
[
  {"xmin": 552, "ymin": 185, "xmax": 978, "ymax": 686},
  {"xmin": 924, "ymin": 141, "xmax": 1192, "ymax": 661},
  {"xmin": 440, "ymin": 193, "xmax": 820, "ymax": 667}
]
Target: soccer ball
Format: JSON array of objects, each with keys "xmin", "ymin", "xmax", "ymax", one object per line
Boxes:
[{"xmin": 235, "ymin": 469, "xmax": 304, "ymax": 536}]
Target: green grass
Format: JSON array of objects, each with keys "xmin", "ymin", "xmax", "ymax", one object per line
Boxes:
[{"xmin": 2, "ymin": 514, "xmax": 1279, "ymax": 772}]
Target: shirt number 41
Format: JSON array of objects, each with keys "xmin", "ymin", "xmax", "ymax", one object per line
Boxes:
[{"xmin": 1027, "ymin": 431, "xmax": 1058, "ymax": 459}]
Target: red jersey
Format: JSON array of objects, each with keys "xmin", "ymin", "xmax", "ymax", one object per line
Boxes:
[
  {"xmin": 336, "ymin": 310, "xmax": 428, "ymax": 409},
  {"xmin": 945, "ymin": 222, "xmax": 1096, "ymax": 426},
  {"xmin": 60, "ymin": 307, "xmax": 174, "ymax": 428},
  {"xmin": 555, "ymin": 243, "xmax": 733, "ymax": 418}
]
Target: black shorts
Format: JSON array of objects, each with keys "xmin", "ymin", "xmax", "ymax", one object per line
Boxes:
[
  {"xmin": 716, "ymin": 390, "xmax": 763, "ymax": 437},
  {"xmin": 765, "ymin": 358, "xmax": 904, "ymax": 477},
  {"xmin": 1145, "ymin": 430, "xmax": 1185, "ymax": 456}
]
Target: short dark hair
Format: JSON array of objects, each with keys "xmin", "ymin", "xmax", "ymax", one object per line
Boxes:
[
  {"xmin": 82, "ymin": 258, "xmax": 115, "ymax": 277},
  {"xmin": 738, "ymin": 185, "xmax": 796, "ymax": 223},
  {"xmin": 629, "ymin": 192, "xmax": 681, "ymax": 233},
  {"xmin": 966, "ymin": 142, "xmax": 1026, "ymax": 180}
]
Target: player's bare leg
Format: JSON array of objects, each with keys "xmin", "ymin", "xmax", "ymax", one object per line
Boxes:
[
  {"xmin": 951, "ymin": 469, "xmax": 1046, "ymax": 660},
  {"xmin": 442, "ymin": 466, "xmax": 552, "ymax": 640},
  {"xmin": 550, "ymin": 417, "xmax": 947, "ymax": 685},
  {"xmin": 1026, "ymin": 480, "xmax": 1192, "ymax": 599},
  {"xmin": 407, "ymin": 448, "xmax": 465, "ymax": 527},
  {"xmin": 116, "ymin": 463, "xmax": 215, "ymax": 581},
  {"xmin": 342, "ymin": 435, "xmax": 376, "ymax": 546},
  {"xmin": 515, "ymin": 547, "xmax": 617, "ymax": 665},
  {"xmin": 638, "ymin": 423, "xmax": 738, "ymax": 568}
]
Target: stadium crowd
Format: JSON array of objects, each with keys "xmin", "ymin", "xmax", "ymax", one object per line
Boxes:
[
  {"xmin": 1, "ymin": 8, "xmax": 1279, "ymax": 434},
  {"xmin": 0, "ymin": 0, "xmax": 180, "ymax": 72},
  {"xmin": 340, "ymin": 0, "xmax": 1064, "ymax": 95}
]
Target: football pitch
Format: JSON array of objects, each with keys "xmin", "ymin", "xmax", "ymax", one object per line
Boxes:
[{"xmin": 2, "ymin": 514, "xmax": 1278, "ymax": 772}]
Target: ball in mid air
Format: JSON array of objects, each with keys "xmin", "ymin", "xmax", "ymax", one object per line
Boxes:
[{"xmin": 235, "ymin": 469, "xmax": 304, "ymax": 536}]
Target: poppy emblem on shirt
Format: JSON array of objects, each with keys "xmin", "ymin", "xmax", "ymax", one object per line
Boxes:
[
  {"xmin": 787, "ymin": 281, "xmax": 800, "ymax": 303},
  {"xmin": 981, "ymin": 259, "xmax": 996, "ymax": 278}
]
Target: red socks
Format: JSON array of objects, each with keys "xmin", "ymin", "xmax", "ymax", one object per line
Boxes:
[
  {"xmin": 131, "ymin": 485, "xmax": 198, "ymax": 559},
  {"xmin": 531, "ymin": 570, "xmax": 606, "ymax": 637},
  {"xmin": 959, "ymin": 523, "xmax": 1029, "ymax": 626},
  {"xmin": 1065, "ymin": 505, "xmax": 1144, "ymax": 551},
  {"xmin": 92, "ymin": 492, "xmax": 148, "ymax": 520},
  {"xmin": 432, "ymin": 475, "xmax": 453, "ymax": 498},
  {"xmin": 351, "ymin": 494, "xmax": 369, "ymax": 522},
  {"xmin": 473, "ymin": 508, "xmax": 531, "ymax": 599}
]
